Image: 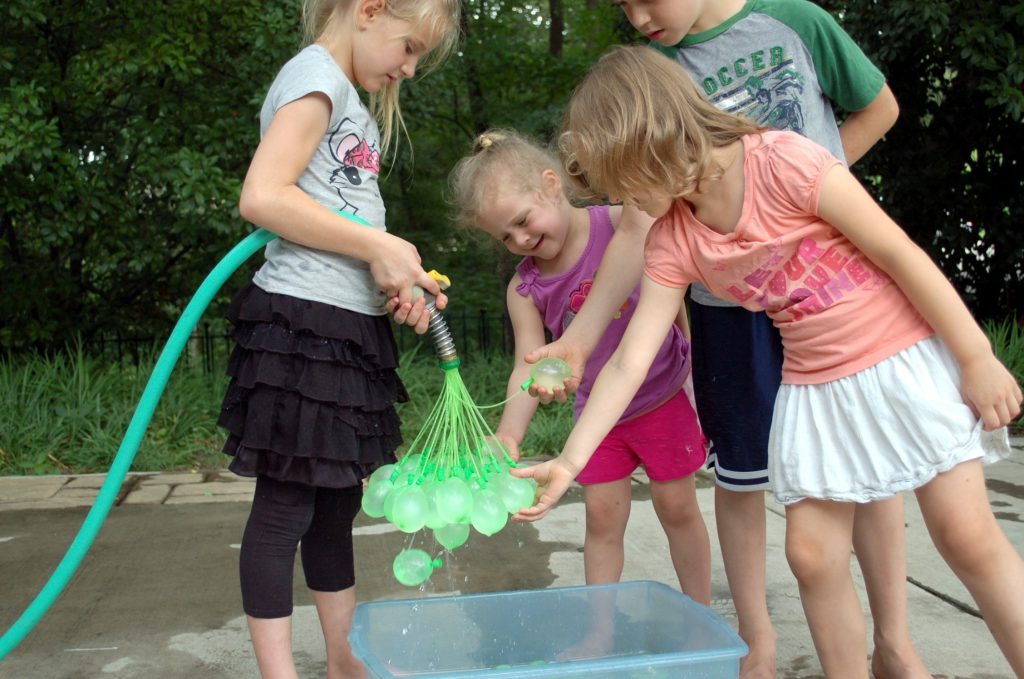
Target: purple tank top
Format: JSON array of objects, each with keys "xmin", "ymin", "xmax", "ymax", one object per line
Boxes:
[{"xmin": 515, "ymin": 205, "xmax": 690, "ymax": 422}]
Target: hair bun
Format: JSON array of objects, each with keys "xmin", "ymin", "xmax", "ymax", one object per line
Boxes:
[{"xmin": 473, "ymin": 132, "xmax": 504, "ymax": 155}]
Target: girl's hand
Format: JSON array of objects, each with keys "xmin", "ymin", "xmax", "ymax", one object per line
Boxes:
[
  {"xmin": 368, "ymin": 232, "xmax": 442, "ymax": 304},
  {"xmin": 509, "ymin": 457, "xmax": 578, "ymax": 522},
  {"xmin": 960, "ymin": 355, "xmax": 1023, "ymax": 430},
  {"xmin": 386, "ymin": 291, "xmax": 448, "ymax": 335},
  {"xmin": 530, "ymin": 384, "xmax": 569, "ymax": 404},
  {"xmin": 524, "ymin": 339, "xmax": 586, "ymax": 404}
]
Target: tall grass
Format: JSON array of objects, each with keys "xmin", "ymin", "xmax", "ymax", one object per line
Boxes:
[
  {"xmin": 985, "ymin": 316, "xmax": 1024, "ymax": 431},
  {"xmin": 0, "ymin": 349, "xmax": 574, "ymax": 476},
  {"xmin": 0, "ymin": 348, "xmax": 229, "ymax": 475},
  {"xmin": 4, "ymin": 316, "xmax": 1019, "ymax": 477}
]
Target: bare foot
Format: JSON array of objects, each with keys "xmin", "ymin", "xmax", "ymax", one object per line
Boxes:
[
  {"xmin": 556, "ymin": 627, "xmax": 614, "ymax": 662},
  {"xmin": 739, "ymin": 634, "xmax": 776, "ymax": 679},
  {"xmin": 327, "ymin": 653, "xmax": 367, "ymax": 679},
  {"xmin": 870, "ymin": 645, "xmax": 931, "ymax": 679},
  {"xmin": 737, "ymin": 647, "xmax": 774, "ymax": 679}
]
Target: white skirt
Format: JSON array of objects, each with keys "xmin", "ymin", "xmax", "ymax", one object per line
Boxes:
[{"xmin": 768, "ymin": 336, "xmax": 1011, "ymax": 505}]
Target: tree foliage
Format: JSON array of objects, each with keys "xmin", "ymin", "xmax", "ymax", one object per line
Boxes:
[
  {"xmin": 381, "ymin": 0, "xmax": 626, "ymax": 325},
  {"xmin": 1, "ymin": 0, "xmax": 1020, "ymax": 354},
  {"xmin": 820, "ymin": 0, "xmax": 1023, "ymax": 319},
  {"xmin": 1, "ymin": 0, "xmax": 299, "ymax": 351}
]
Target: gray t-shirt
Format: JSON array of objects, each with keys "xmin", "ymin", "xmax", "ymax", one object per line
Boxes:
[
  {"xmin": 655, "ymin": 0, "xmax": 884, "ymax": 307},
  {"xmin": 252, "ymin": 44, "xmax": 388, "ymax": 315}
]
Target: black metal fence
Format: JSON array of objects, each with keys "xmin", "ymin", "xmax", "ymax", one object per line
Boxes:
[{"xmin": 86, "ymin": 308, "xmax": 512, "ymax": 374}]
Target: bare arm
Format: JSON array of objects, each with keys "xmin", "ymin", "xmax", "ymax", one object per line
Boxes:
[
  {"xmin": 513, "ymin": 277, "xmax": 687, "ymax": 520},
  {"xmin": 525, "ymin": 205, "xmax": 655, "ymax": 396},
  {"xmin": 839, "ymin": 83, "xmax": 899, "ymax": 166},
  {"xmin": 674, "ymin": 289, "xmax": 691, "ymax": 340},
  {"xmin": 817, "ymin": 166, "xmax": 1021, "ymax": 428},
  {"xmin": 492, "ymin": 278, "xmax": 548, "ymax": 459},
  {"xmin": 238, "ymin": 93, "xmax": 442, "ymax": 328}
]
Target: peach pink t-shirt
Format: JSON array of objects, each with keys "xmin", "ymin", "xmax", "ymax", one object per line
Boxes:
[{"xmin": 644, "ymin": 130, "xmax": 934, "ymax": 385}]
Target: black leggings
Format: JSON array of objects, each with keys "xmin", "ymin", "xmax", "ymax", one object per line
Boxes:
[{"xmin": 240, "ymin": 475, "xmax": 362, "ymax": 619}]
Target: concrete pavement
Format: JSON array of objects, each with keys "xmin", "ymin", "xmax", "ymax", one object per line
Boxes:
[{"xmin": 0, "ymin": 439, "xmax": 1021, "ymax": 678}]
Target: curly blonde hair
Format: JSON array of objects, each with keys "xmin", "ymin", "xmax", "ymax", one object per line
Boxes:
[
  {"xmin": 449, "ymin": 128, "xmax": 568, "ymax": 230},
  {"xmin": 559, "ymin": 45, "xmax": 763, "ymax": 202},
  {"xmin": 302, "ymin": 0, "xmax": 461, "ymax": 156}
]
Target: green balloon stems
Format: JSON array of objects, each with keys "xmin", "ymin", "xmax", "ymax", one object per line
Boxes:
[
  {"xmin": 372, "ymin": 310, "xmax": 545, "ymax": 584},
  {"xmin": 476, "ymin": 356, "xmax": 572, "ymax": 409}
]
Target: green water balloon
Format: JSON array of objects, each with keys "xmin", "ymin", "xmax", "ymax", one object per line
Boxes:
[
  {"xmin": 470, "ymin": 488, "xmax": 508, "ymax": 536},
  {"xmin": 423, "ymin": 484, "xmax": 447, "ymax": 530},
  {"xmin": 392, "ymin": 549, "xmax": 442, "ymax": 587},
  {"xmin": 391, "ymin": 485, "xmax": 429, "ymax": 533},
  {"xmin": 434, "ymin": 522, "xmax": 470, "ymax": 550},
  {"xmin": 382, "ymin": 483, "xmax": 404, "ymax": 522},
  {"xmin": 368, "ymin": 464, "xmax": 396, "ymax": 487},
  {"xmin": 495, "ymin": 473, "xmax": 536, "ymax": 513},
  {"xmin": 435, "ymin": 477, "xmax": 473, "ymax": 525},
  {"xmin": 530, "ymin": 357, "xmax": 572, "ymax": 391},
  {"xmin": 361, "ymin": 480, "xmax": 392, "ymax": 518},
  {"xmin": 399, "ymin": 453, "xmax": 422, "ymax": 472},
  {"xmin": 490, "ymin": 473, "xmax": 515, "ymax": 512}
]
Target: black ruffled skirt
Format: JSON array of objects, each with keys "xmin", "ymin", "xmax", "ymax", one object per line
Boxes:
[{"xmin": 218, "ymin": 282, "xmax": 407, "ymax": 488}]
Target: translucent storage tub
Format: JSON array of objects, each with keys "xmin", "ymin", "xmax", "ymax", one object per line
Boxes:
[{"xmin": 350, "ymin": 580, "xmax": 747, "ymax": 678}]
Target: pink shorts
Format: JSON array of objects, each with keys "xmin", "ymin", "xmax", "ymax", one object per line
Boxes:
[{"xmin": 575, "ymin": 390, "xmax": 707, "ymax": 485}]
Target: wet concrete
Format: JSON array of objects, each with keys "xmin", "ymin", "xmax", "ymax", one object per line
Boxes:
[{"xmin": 0, "ymin": 444, "xmax": 1021, "ymax": 678}]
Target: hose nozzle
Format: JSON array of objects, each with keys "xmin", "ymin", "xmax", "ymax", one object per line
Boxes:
[{"xmin": 413, "ymin": 271, "xmax": 456, "ymax": 363}]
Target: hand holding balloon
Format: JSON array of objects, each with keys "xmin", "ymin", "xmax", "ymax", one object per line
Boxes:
[
  {"xmin": 525, "ymin": 357, "xmax": 574, "ymax": 404},
  {"xmin": 524, "ymin": 343, "xmax": 585, "ymax": 404},
  {"xmin": 510, "ymin": 457, "xmax": 579, "ymax": 522}
]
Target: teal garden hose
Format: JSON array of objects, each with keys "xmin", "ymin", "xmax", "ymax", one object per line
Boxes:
[{"xmin": 0, "ymin": 227, "xmax": 279, "ymax": 659}]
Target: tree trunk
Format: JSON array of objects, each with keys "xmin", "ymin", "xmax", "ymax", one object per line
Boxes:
[
  {"xmin": 460, "ymin": 4, "xmax": 489, "ymax": 134},
  {"xmin": 549, "ymin": 0, "xmax": 564, "ymax": 58}
]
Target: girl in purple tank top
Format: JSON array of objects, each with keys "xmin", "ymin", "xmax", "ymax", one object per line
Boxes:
[{"xmin": 450, "ymin": 129, "xmax": 711, "ymax": 623}]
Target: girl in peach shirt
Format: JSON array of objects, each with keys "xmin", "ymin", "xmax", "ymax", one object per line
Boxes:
[{"xmin": 514, "ymin": 45, "xmax": 1024, "ymax": 678}]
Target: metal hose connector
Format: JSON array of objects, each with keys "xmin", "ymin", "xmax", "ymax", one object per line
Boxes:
[{"xmin": 424, "ymin": 299, "xmax": 458, "ymax": 362}]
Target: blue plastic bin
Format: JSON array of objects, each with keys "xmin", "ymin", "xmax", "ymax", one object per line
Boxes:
[{"xmin": 350, "ymin": 580, "xmax": 747, "ymax": 678}]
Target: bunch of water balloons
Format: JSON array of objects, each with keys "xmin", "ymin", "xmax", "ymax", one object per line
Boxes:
[{"xmin": 363, "ymin": 358, "xmax": 573, "ymax": 586}]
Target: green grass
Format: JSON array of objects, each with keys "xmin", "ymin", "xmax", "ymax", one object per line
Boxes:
[
  {"xmin": 2, "ymin": 316, "xmax": 1020, "ymax": 477},
  {"xmin": 0, "ymin": 347, "xmax": 230, "ymax": 475},
  {"xmin": 985, "ymin": 316, "xmax": 1024, "ymax": 433},
  {"xmin": 0, "ymin": 348, "xmax": 574, "ymax": 476}
]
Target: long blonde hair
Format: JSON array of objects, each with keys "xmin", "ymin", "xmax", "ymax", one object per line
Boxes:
[
  {"xmin": 560, "ymin": 45, "xmax": 763, "ymax": 202},
  {"xmin": 301, "ymin": 0, "xmax": 461, "ymax": 156},
  {"xmin": 449, "ymin": 129, "xmax": 568, "ymax": 230}
]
